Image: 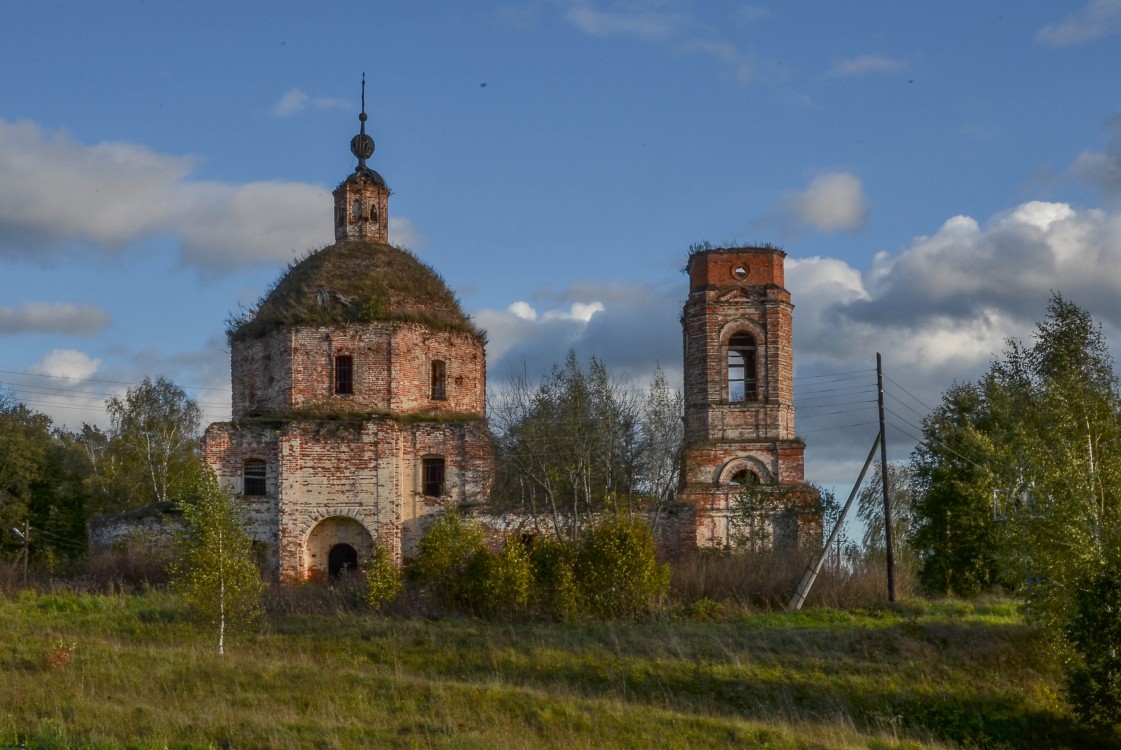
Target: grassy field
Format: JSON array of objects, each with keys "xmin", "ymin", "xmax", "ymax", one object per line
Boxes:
[{"xmin": 0, "ymin": 591, "xmax": 1115, "ymax": 749}]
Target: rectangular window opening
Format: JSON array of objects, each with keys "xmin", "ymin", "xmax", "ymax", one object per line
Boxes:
[
  {"xmin": 422, "ymin": 457, "xmax": 445, "ymax": 497},
  {"xmin": 244, "ymin": 460, "xmax": 267, "ymax": 497},
  {"xmin": 431, "ymin": 360, "xmax": 447, "ymax": 401},
  {"xmin": 335, "ymin": 355, "xmax": 353, "ymax": 395}
]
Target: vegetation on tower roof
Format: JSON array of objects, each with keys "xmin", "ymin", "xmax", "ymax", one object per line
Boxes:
[
  {"xmin": 226, "ymin": 240, "xmax": 485, "ymax": 343},
  {"xmin": 686, "ymin": 240, "xmax": 784, "ymax": 256}
]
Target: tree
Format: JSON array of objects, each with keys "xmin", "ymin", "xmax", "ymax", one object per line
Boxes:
[
  {"xmin": 911, "ymin": 381, "xmax": 1009, "ymax": 595},
  {"xmin": 170, "ymin": 468, "xmax": 263, "ymax": 655},
  {"xmin": 989, "ymin": 295, "xmax": 1121, "ymax": 640},
  {"xmin": 491, "ymin": 352, "xmax": 638, "ymax": 538},
  {"xmin": 0, "ymin": 394, "xmax": 92, "ymax": 563},
  {"xmin": 1065, "ymin": 557, "xmax": 1121, "ymax": 727},
  {"xmin": 103, "ymin": 376, "xmax": 202, "ymax": 510},
  {"xmin": 913, "ymin": 294, "xmax": 1121, "ymax": 722},
  {"xmin": 639, "ymin": 365, "xmax": 683, "ymax": 531},
  {"xmin": 856, "ymin": 462, "xmax": 919, "ymax": 587},
  {"xmin": 0, "ymin": 396, "xmax": 52, "ymax": 556},
  {"xmin": 490, "ymin": 353, "xmax": 683, "ymax": 540}
]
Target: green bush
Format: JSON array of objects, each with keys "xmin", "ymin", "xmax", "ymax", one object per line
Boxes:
[
  {"xmin": 1065, "ymin": 561, "xmax": 1121, "ymax": 727},
  {"xmin": 574, "ymin": 517, "xmax": 670, "ymax": 620},
  {"xmin": 410, "ymin": 512, "xmax": 486, "ymax": 609},
  {"xmin": 363, "ymin": 542, "xmax": 402, "ymax": 611},
  {"xmin": 528, "ymin": 535, "xmax": 581, "ymax": 621},
  {"xmin": 410, "ymin": 515, "xmax": 670, "ymax": 621},
  {"xmin": 462, "ymin": 537, "xmax": 533, "ymax": 619}
]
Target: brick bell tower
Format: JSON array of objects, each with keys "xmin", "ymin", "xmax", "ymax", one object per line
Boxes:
[
  {"xmin": 679, "ymin": 246, "xmax": 809, "ymax": 547},
  {"xmin": 333, "ymin": 74, "xmax": 389, "ymax": 243}
]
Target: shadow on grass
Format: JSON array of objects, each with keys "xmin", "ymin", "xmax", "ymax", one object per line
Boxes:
[{"xmin": 264, "ymin": 614, "xmax": 1119, "ymax": 749}]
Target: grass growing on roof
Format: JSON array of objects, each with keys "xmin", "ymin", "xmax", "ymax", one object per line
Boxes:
[{"xmin": 227, "ymin": 240, "xmax": 484, "ymax": 343}]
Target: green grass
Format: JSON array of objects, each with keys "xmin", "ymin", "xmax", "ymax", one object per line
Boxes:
[{"xmin": 0, "ymin": 592, "xmax": 1115, "ymax": 749}]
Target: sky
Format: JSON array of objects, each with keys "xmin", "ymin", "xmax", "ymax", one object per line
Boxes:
[{"xmin": 2, "ymin": 1, "xmax": 1121, "ymax": 488}]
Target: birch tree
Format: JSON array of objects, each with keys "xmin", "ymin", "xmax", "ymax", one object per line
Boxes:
[
  {"xmin": 170, "ymin": 469, "xmax": 263, "ymax": 655},
  {"xmin": 104, "ymin": 376, "xmax": 201, "ymax": 509}
]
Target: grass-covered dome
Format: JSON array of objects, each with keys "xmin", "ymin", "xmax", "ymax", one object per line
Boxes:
[{"xmin": 227, "ymin": 240, "xmax": 483, "ymax": 342}]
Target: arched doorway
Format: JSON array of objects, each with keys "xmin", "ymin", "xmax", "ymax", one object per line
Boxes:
[
  {"xmin": 328, "ymin": 543, "xmax": 358, "ymax": 577},
  {"xmin": 305, "ymin": 516, "xmax": 374, "ymax": 581}
]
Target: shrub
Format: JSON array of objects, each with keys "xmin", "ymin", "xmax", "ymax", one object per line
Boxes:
[
  {"xmin": 574, "ymin": 517, "xmax": 670, "ymax": 619},
  {"xmin": 462, "ymin": 538, "xmax": 533, "ymax": 619},
  {"xmin": 409, "ymin": 512, "xmax": 486, "ymax": 609},
  {"xmin": 528, "ymin": 535, "xmax": 581, "ymax": 621},
  {"xmin": 363, "ymin": 542, "xmax": 402, "ymax": 611}
]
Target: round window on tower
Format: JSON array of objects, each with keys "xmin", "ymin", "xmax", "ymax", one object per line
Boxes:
[{"xmin": 732, "ymin": 265, "xmax": 748, "ymax": 281}]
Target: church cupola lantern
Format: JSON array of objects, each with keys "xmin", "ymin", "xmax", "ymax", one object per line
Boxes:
[{"xmin": 333, "ymin": 74, "xmax": 390, "ymax": 243}]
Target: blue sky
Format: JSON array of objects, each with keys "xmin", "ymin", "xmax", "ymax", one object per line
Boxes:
[{"xmin": 2, "ymin": 1, "xmax": 1121, "ymax": 484}]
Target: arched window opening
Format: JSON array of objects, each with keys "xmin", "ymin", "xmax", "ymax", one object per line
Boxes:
[
  {"xmin": 729, "ymin": 469, "xmax": 760, "ymax": 487},
  {"xmin": 244, "ymin": 459, "xmax": 266, "ymax": 496},
  {"xmin": 328, "ymin": 543, "xmax": 358, "ymax": 577},
  {"xmin": 431, "ymin": 360, "xmax": 447, "ymax": 400},
  {"xmin": 334, "ymin": 355, "xmax": 353, "ymax": 395},
  {"xmin": 351, "ymin": 199, "xmax": 362, "ymax": 221},
  {"xmin": 728, "ymin": 333, "xmax": 758, "ymax": 402},
  {"xmin": 422, "ymin": 457, "xmax": 445, "ymax": 497},
  {"xmin": 369, "ymin": 203, "xmax": 378, "ymax": 222}
]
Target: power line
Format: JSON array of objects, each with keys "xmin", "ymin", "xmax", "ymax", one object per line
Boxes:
[
  {"xmin": 883, "ymin": 373, "xmax": 937, "ymax": 414},
  {"xmin": 797, "ymin": 403, "xmax": 878, "ymax": 420},
  {"xmin": 1, "ymin": 380, "xmax": 229, "ymax": 408},
  {"xmin": 883, "ymin": 389, "xmax": 929, "ymax": 422},
  {"xmin": 0, "ymin": 368, "xmax": 228, "ymax": 392},
  {"xmin": 800, "ymin": 420, "xmax": 878, "ymax": 436},
  {"xmin": 793, "ymin": 368, "xmax": 875, "ymax": 382}
]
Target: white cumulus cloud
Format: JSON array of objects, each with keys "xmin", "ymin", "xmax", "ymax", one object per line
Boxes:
[
  {"xmin": 789, "ymin": 172, "xmax": 869, "ymax": 232},
  {"xmin": 0, "ymin": 119, "xmax": 404, "ymax": 272},
  {"xmin": 29, "ymin": 349, "xmax": 100, "ymax": 380},
  {"xmin": 507, "ymin": 301, "xmax": 538, "ymax": 321}
]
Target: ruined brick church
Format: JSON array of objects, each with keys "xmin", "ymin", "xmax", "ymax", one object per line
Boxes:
[
  {"xmin": 201, "ymin": 85, "xmax": 814, "ymax": 580},
  {"xmin": 202, "ymin": 90, "xmax": 492, "ymax": 581}
]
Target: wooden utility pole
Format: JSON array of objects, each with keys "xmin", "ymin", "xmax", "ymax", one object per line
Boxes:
[{"xmin": 876, "ymin": 353, "xmax": 896, "ymax": 603}]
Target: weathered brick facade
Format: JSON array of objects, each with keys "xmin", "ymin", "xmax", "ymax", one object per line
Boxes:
[
  {"xmin": 679, "ymin": 247, "xmax": 815, "ymax": 548},
  {"xmin": 202, "ymin": 101, "xmax": 493, "ymax": 582}
]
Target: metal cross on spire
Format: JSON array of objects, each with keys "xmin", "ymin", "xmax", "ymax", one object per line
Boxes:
[{"xmin": 350, "ymin": 73, "xmax": 375, "ymax": 171}]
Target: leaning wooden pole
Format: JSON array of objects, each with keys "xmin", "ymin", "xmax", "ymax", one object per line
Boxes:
[
  {"xmin": 877, "ymin": 353, "xmax": 896, "ymax": 603},
  {"xmin": 788, "ymin": 433, "xmax": 881, "ymax": 611}
]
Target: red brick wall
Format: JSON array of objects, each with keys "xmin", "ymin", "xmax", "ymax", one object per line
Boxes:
[{"xmin": 231, "ymin": 324, "xmax": 485, "ymax": 419}]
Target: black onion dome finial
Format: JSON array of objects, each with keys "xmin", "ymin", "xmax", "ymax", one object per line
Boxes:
[{"xmin": 350, "ymin": 73, "xmax": 375, "ymax": 170}]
